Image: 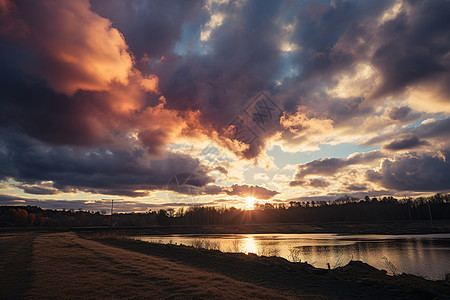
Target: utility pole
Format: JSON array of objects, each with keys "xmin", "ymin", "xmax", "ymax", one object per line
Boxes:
[
  {"xmin": 405, "ymin": 195, "xmax": 412, "ymax": 222},
  {"xmin": 102, "ymin": 199, "xmax": 123, "ymax": 228},
  {"xmin": 111, "ymin": 199, "xmax": 114, "ymax": 227},
  {"xmin": 427, "ymin": 199, "xmax": 433, "ymax": 227}
]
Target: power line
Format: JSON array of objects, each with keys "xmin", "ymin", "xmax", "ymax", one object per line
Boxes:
[{"xmin": 102, "ymin": 199, "xmax": 123, "ymax": 227}]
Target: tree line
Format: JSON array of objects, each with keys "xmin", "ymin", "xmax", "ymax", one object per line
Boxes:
[{"xmin": 1, "ymin": 194, "xmax": 449, "ymax": 227}]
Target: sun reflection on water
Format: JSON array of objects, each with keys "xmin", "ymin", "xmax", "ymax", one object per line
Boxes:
[
  {"xmin": 135, "ymin": 233, "xmax": 450, "ymax": 280},
  {"xmin": 243, "ymin": 235, "xmax": 257, "ymax": 254}
]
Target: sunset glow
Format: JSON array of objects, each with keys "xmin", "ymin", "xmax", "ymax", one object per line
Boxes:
[
  {"xmin": 244, "ymin": 197, "xmax": 256, "ymax": 210},
  {"xmin": 0, "ymin": 0, "xmax": 448, "ymax": 213},
  {"xmin": 1, "ymin": 2, "xmax": 449, "ymax": 299}
]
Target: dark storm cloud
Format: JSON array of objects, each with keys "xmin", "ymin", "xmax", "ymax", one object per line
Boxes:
[
  {"xmin": 278, "ymin": 0, "xmax": 392, "ymax": 113},
  {"xmin": 2, "ymin": 0, "xmax": 447, "ymax": 161},
  {"xmin": 371, "ymin": 0, "xmax": 450, "ymax": 98},
  {"xmin": 366, "ymin": 151, "xmax": 450, "ymax": 192},
  {"xmin": 0, "ymin": 0, "xmax": 181, "ymax": 153},
  {"xmin": 363, "ymin": 117, "xmax": 450, "ymax": 148},
  {"xmin": 167, "ymin": 181, "xmax": 279, "ymax": 199},
  {"xmin": 2, "ymin": 0, "xmax": 136, "ymax": 95},
  {"xmin": 388, "ymin": 106, "xmax": 412, "ymax": 121},
  {"xmin": 280, "ymin": 0, "xmax": 449, "ymax": 132},
  {"xmin": 291, "ymin": 0, "xmax": 391, "ymax": 79},
  {"xmin": 223, "ymin": 184, "xmax": 279, "ymax": 200},
  {"xmin": 382, "ymin": 134, "xmax": 429, "ymax": 151},
  {"xmin": 0, "ymin": 131, "xmax": 213, "ymax": 197},
  {"xmin": 414, "ymin": 118, "xmax": 450, "ymax": 140},
  {"xmin": 308, "ymin": 178, "xmax": 330, "ymax": 188},
  {"xmin": 142, "ymin": 0, "xmax": 286, "ymax": 158},
  {"xmin": 290, "ymin": 178, "xmax": 330, "ymax": 188},
  {"xmin": 2, "ymin": 0, "xmax": 286, "ymax": 160},
  {"xmin": 289, "ymin": 0, "xmax": 450, "ymax": 102},
  {"xmin": 90, "ymin": 0, "xmax": 204, "ymax": 60},
  {"xmin": 0, "ymin": 54, "xmax": 109, "ymax": 147},
  {"xmin": 138, "ymin": 129, "xmax": 168, "ymax": 155},
  {"xmin": 0, "ymin": 25, "xmax": 133, "ymax": 148},
  {"xmin": 344, "ymin": 183, "xmax": 369, "ymax": 191},
  {"xmin": 14, "ymin": 184, "xmax": 60, "ymax": 195},
  {"xmin": 214, "ymin": 166, "xmax": 228, "ymax": 175},
  {"xmin": 292, "ymin": 151, "xmax": 382, "ymax": 181}
]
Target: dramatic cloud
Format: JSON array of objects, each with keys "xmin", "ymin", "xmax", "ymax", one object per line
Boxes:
[
  {"xmin": 364, "ymin": 117, "xmax": 450, "ymax": 149},
  {"xmin": 382, "ymin": 134, "xmax": 429, "ymax": 151},
  {"xmin": 292, "ymin": 151, "xmax": 382, "ymax": 181},
  {"xmin": 344, "ymin": 183, "xmax": 369, "ymax": 192},
  {"xmin": 0, "ymin": 0, "xmax": 449, "ymax": 209},
  {"xmin": 0, "ymin": 131, "xmax": 213, "ymax": 197},
  {"xmin": 0, "ymin": 0, "xmax": 191, "ymax": 153},
  {"xmin": 370, "ymin": 0, "xmax": 450, "ymax": 100},
  {"xmin": 366, "ymin": 151, "xmax": 450, "ymax": 192},
  {"xmin": 3, "ymin": 0, "xmax": 136, "ymax": 95},
  {"xmin": 15, "ymin": 183, "xmax": 60, "ymax": 195},
  {"xmin": 223, "ymin": 184, "xmax": 279, "ymax": 200},
  {"xmin": 278, "ymin": 107, "xmax": 334, "ymax": 152},
  {"xmin": 90, "ymin": 0, "xmax": 204, "ymax": 61},
  {"xmin": 387, "ymin": 106, "xmax": 413, "ymax": 121},
  {"xmin": 290, "ymin": 178, "xmax": 330, "ymax": 188}
]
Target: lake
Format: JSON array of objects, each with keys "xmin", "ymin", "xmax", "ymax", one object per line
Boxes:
[{"xmin": 135, "ymin": 233, "xmax": 450, "ymax": 280}]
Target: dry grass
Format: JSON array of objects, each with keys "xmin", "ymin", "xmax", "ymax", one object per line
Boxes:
[
  {"xmin": 85, "ymin": 230, "xmax": 132, "ymax": 241},
  {"xmin": 0, "ymin": 232, "xmax": 34, "ymax": 299},
  {"xmin": 26, "ymin": 232, "xmax": 292, "ymax": 299},
  {"xmin": 191, "ymin": 238, "xmax": 221, "ymax": 251},
  {"xmin": 287, "ymin": 244, "xmax": 302, "ymax": 263}
]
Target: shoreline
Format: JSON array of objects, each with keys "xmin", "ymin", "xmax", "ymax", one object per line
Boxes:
[
  {"xmin": 4, "ymin": 220, "xmax": 450, "ymax": 236},
  {"xmin": 2, "ymin": 231, "xmax": 449, "ymax": 299},
  {"xmin": 89, "ymin": 234, "xmax": 450, "ymax": 299}
]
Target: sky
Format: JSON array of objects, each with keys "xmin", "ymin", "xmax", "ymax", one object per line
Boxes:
[{"xmin": 0, "ymin": 0, "xmax": 449, "ymax": 213}]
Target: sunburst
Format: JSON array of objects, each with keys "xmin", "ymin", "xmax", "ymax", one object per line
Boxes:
[{"xmin": 244, "ymin": 196, "xmax": 256, "ymax": 210}]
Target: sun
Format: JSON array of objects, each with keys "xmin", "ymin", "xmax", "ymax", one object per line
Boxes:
[{"xmin": 244, "ymin": 196, "xmax": 256, "ymax": 210}]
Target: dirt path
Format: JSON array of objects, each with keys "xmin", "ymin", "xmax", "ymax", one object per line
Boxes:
[
  {"xmin": 24, "ymin": 232, "xmax": 298, "ymax": 299},
  {"xmin": 0, "ymin": 232, "xmax": 35, "ymax": 300}
]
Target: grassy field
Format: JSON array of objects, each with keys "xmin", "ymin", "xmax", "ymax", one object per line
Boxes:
[{"xmin": 1, "ymin": 230, "xmax": 450, "ymax": 299}]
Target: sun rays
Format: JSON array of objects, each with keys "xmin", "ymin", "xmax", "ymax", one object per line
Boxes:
[{"xmin": 244, "ymin": 196, "xmax": 256, "ymax": 210}]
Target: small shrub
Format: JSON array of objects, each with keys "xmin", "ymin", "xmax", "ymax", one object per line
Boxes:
[
  {"xmin": 287, "ymin": 244, "xmax": 302, "ymax": 262},
  {"xmin": 382, "ymin": 257, "xmax": 400, "ymax": 275},
  {"xmin": 88, "ymin": 231, "xmax": 130, "ymax": 240}
]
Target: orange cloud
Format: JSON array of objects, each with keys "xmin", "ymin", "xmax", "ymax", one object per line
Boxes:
[
  {"xmin": 140, "ymin": 74, "xmax": 159, "ymax": 93},
  {"xmin": 5, "ymin": 0, "xmax": 134, "ymax": 95},
  {"xmin": 0, "ymin": 0, "xmax": 199, "ymax": 155},
  {"xmin": 0, "ymin": 0, "xmax": 12, "ymax": 15},
  {"xmin": 0, "ymin": 0, "xmax": 28, "ymax": 39}
]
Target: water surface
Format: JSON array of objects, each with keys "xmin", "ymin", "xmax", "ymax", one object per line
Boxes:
[{"xmin": 135, "ymin": 233, "xmax": 450, "ymax": 280}]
